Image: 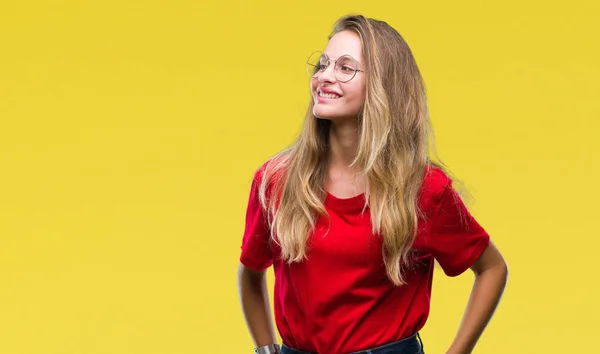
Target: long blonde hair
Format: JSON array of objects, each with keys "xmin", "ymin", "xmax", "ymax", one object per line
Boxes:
[{"xmin": 259, "ymin": 14, "xmax": 450, "ymax": 286}]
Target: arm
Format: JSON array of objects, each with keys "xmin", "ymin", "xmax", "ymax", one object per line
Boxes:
[
  {"xmin": 237, "ymin": 262, "xmax": 279, "ymax": 348},
  {"xmin": 446, "ymin": 241, "xmax": 509, "ymax": 354}
]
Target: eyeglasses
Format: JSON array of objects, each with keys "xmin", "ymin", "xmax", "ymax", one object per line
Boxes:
[{"xmin": 306, "ymin": 51, "xmax": 364, "ymax": 83}]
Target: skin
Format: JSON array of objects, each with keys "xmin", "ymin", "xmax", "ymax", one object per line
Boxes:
[
  {"xmin": 448, "ymin": 243, "xmax": 508, "ymax": 354},
  {"xmin": 237, "ymin": 264, "xmax": 278, "ymax": 348},
  {"xmin": 238, "ymin": 30, "xmax": 508, "ymax": 353},
  {"xmin": 311, "ymin": 30, "xmax": 367, "ymax": 198}
]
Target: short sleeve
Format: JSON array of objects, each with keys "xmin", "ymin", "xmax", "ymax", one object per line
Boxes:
[
  {"xmin": 424, "ymin": 182, "xmax": 490, "ymax": 277},
  {"xmin": 239, "ymin": 169, "xmax": 274, "ymax": 271}
]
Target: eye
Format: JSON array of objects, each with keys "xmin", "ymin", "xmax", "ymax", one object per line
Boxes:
[{"xmin": 340, "ymin": 66, "xmax": 355, "ymax": 72}]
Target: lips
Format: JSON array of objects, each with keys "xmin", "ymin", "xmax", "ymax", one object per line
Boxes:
[
  {"xmin": 317, "ymin": 88, "xmax": 341, "ymax": 99},
  {"xmin": 318, "ymin": 91, "xmax": 341, "ymax": 99}
]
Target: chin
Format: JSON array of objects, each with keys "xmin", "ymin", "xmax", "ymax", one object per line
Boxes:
[
  {"xmin": 313, "ymin": 106, "xmax": 340, "ymax": 120},
  {"xmin": 313, "ymin": 107, "xmax": 355, "ymax": 121}
]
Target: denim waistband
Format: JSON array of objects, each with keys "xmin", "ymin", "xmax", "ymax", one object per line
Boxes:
[{"xmin": 281, "ymin": 332, "xmax": 424, "ymax": 354}]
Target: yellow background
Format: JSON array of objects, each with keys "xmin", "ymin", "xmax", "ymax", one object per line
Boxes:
[{"xmin": 1, "ymin": 0, "xmax": 598, "ymax": 353}]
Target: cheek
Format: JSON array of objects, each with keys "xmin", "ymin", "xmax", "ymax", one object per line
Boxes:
[
  {"xmin": 310, "ymin": 78, "xmax": 319, "ymax": 92},
  {"xmin": 344, "ymin": 85, "xmax": 366, "ymax": 108}
]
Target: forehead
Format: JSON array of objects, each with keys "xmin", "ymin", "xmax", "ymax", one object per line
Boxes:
[{"xmin": 323, "ymin": 30, "xmax": 363, "ymax": 62}]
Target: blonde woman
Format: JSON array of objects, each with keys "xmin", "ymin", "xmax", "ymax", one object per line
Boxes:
[{"xmin": 238, "ymin": 14, "xmax": 508, "ymax": 354}]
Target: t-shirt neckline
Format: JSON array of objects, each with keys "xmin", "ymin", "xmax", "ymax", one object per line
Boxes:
[{"xmin": 325, "ymin": 192, "xmax": 367, "ymax": 212}]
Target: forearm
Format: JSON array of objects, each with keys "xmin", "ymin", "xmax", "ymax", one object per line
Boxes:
[
  {"xmin": 237, "ymin": 263, "xmax": 278, "ymax": 347},
  {"xmin": 447, "ymin": 262, "xmax": 508, "ymax": 354}
]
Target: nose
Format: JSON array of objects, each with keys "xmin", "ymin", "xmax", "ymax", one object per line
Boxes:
[{"xmin": 317, "ymin": 63, "xmax": 337, "ymax": 85}]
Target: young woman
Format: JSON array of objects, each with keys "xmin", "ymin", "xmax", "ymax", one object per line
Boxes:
[{"xmin": 237, "ymin": 14, "xmax": 508, "ymax": 354}]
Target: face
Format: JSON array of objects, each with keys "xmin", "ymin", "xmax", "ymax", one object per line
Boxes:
[{"xmin": 311, "ymin": 30, "xmax": 366, "ymax": 121}]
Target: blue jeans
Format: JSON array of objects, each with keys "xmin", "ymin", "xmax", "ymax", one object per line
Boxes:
[{"xmin": 281, "ymin": 332, "xmax": 424, "ymax": 354}]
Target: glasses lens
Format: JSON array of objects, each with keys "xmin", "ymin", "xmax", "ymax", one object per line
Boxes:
[
  {"xmin": 306, "ymin": 51, "xmax": 325, "ymax": 77},
  {"xmin": 334, "ymin": 55, "xmax": 358, "ymax": 83}
]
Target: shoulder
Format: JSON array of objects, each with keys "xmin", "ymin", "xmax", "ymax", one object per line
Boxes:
[
  {"xmin": 250, "ymin": 151, "xmax": 291, "ymax": 198},
  {"xmin": 253, "ymin": 152, "xmax": 289, "ymax": 182},
  {"xmin": 422, "ymin": 165, "xmax": 452, "ymax": 194},
  {"xmin": 419, "ymin": 165, "xmax": 452, "ymax": 210}
]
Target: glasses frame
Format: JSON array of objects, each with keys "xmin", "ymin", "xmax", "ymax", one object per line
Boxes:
[{"xmin": 306, "ymin": 51, "xmax": 364, "ymax": 83}]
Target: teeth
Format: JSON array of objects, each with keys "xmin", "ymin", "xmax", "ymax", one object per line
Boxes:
[{"xmin": 318, "ymin": 91, "xmax": 340, "ymax": 99}]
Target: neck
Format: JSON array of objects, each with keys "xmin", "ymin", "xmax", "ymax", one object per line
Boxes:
[{"xmin": 328, "ymin": 119, "xmax": 361, "ymax": 172}]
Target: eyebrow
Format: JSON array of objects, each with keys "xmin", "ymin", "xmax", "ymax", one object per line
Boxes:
[
  {"xmin": 322, "ymin": 53, "xmax": 362, "ymax": 67},
  {"xmin": 323, "ymin": 53, "xmax": 356, "ymax": 60}
]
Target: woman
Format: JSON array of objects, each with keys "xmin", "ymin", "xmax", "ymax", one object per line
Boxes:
[{"xmin": 237, "ymin": 14, "xmax": 508, "ymax": 354}]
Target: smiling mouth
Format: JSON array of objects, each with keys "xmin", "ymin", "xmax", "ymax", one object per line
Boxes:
[{"xmin": 318, "ymin": 91, "xmax": 341, "ymax": 99}]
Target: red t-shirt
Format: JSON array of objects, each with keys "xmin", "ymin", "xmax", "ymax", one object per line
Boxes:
[{"xmin": 240, "ymin": 164, "xmax": 490, "ymax": 354}]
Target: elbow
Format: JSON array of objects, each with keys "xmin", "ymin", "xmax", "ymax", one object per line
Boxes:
[
  {"xmin": 501, "ymin": 259, "xmax": 509, "ymax": 284},
  {"xmin": 486, "ymin": 258, "xmax": 509, "ymax": 288}
]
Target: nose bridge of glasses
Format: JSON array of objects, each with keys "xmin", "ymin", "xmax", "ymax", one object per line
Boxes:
[
  {"xmin": 324, "ymin": 57, "xmax": 343, "ymax": 71},
  {"xmin": 314, "ymin": 57, "xmax": 337, "ymax": 81}
]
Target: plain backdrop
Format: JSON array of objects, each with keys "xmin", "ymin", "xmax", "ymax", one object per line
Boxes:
[{"xmin": 1, "ymin": 1, "xmax": 598, "ymax": 353}]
